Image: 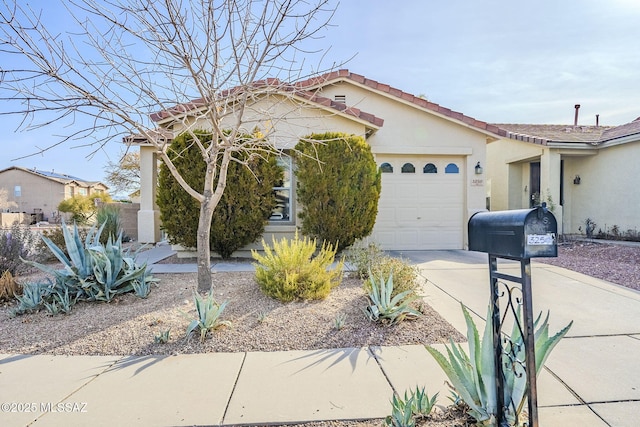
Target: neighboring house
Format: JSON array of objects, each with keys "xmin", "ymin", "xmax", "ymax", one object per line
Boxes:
[
  {"xmin": 487, "ymin": 117, "xmax": 640, "ymax": 236},
  {"xmin": 0, "ymin": 166, "xmax": 109, "ymax": 223},
  {"xmin": 132, "ymin": 69, "xmax": 506, "ymax": 251}
]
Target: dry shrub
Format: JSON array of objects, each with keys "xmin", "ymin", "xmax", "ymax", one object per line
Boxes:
[{"xmin": 0, "ymin": 270, "xmax": 21, "ymax": 301}]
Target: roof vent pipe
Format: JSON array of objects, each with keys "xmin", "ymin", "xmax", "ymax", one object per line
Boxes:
[
  {"xmin": 574, "ymin": 104, "xmax": 580, "ymax": 126},
  {"xmin": 596, "ymin": 114, "xmax": 599, "ymax": 127}
]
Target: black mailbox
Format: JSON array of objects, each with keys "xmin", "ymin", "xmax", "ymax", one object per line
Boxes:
[{"xmin": 468, "ymin": 205, "xmax": 557, "ymax": 259}]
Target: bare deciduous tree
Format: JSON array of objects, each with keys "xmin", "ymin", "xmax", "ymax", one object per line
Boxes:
[
  {"xmin": 0, "ymin": 188, "xmax": 18, "ymax": 212},
  {"xmin": 104, "ymin": 150, "xmax": 141, "ymax": 197},
  {"xmin": 0, "ymin": 0, "xmax": 337, "ymax": 292}
]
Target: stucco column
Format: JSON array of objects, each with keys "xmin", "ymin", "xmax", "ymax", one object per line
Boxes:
[
  {"xmin": 540, "ymin": 149, "xmax": 563, "ymax": 233},
  {"xmin": 137, "ymin": 145, "xmax": 161, "ymax": 243}
]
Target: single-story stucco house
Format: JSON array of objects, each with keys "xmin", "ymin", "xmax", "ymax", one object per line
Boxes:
[
  {"xmin": 0, "ymin": 166, "xmax": 109, "ymax": 224},
  {"xmin": 132, "ymin": 69, "xmax": 507, "ymax": 252},
  {"xmin": 487, "ymin": 115, "xmax": 640, "ymax": 236}
]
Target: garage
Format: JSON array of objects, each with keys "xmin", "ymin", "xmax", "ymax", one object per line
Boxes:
[{"xmin": 371, "ymin": 155, "xmax": 465, "ymax": 250}]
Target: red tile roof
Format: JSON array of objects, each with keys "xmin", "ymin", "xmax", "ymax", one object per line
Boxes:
[
  {"xmin": 295, "ymin": 69, "xmax": 507, "ymax": 137},
  {"xmin": 150, "ymin": 78, "xmax": 383, "ymax": 127}
]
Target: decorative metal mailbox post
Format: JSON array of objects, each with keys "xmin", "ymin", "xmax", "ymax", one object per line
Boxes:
[{"xmin": 468, "ymin": 204, "xmax": 557, "ymax": 427}]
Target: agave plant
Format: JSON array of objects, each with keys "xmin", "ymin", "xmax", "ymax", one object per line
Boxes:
[
  {"xmin": 384, "ymin": 386, "xmax": 439, "ymax": 427},
  {"xmin": 89, "ymin": 234, "xmax": 151, "ymax": 301},
  {"xmin": 13, "ymin": 280, "xmax": 53, "ymax": 314},
  {"xmin": 364, "ymin": 271, "xmax": 422, "ymax": 325},
  {"xmin": 408, "ymin": 386, "xmax": 439, "ymax": 419},
  {"xmin": 426, "ymin": 303, "xmax": 572, "ymax": 426},
  {"xmin": 19, "ymin": 219, "xmax": 156, "ymax": 314},
  {"xmin": 185, "ymin": 289, "xmax": 231, "ymax": 342}
]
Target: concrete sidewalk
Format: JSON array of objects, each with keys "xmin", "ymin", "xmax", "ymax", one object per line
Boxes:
[{"xmin": 1, "ymin": 247, "xmax": 638, "ymax": 426}]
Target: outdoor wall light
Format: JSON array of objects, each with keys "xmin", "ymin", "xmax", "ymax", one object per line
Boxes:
[
  {"xmin": 475, "ymin": 162, "xmax": 483, "ymax": 175},
  {"xmin": 573, "ymin": 175, "xmax": 581, "ymax": 185}
]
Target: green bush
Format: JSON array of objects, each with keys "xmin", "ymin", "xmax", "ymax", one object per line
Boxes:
[
  {"xmin": 369, "ymin": 256, "xmax": 420, "ymax": 299},
  {"xmin": 157, "ymin": 130, "xmax": 283, "ymax": 259},
  {"xmin": 346, "ymin": 242, "xmax": 420, "ymax": 299},
  {"xmin": 58, "ymin": 193, "xmax": 112, "ymax": 225},
  {"xmin": 294, "ymin": 132, "xmax": 381, "ymax": 252},
  {"xmin": 252, "ymin": 232, "xmax": 344, "ymax": 302}
]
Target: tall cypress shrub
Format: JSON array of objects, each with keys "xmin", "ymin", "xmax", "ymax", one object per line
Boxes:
[
  {"xmin": 294, "ymin": 132, "xmax": 381, "ymax": 251},
  {"xmin": 157, "ymin": 130, "xmax": 282, "ymax": 258}
]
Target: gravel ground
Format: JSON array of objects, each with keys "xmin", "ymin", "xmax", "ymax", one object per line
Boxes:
[
  {"xmin": 537, "ymin": 240, "xmax": 640, "ymax": 291},
  {"xmin": 2, "ymin": 239, "xmax": 635, "ymax": 427},
  {"xmin": 0, "ymin": 272, "xmax": 463, "ymax": 356}
]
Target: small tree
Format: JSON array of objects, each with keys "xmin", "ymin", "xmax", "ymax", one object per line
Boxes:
[
  {"xmin": 104, "ymin": 150, "xmax": 141, "ymax": 198},
  {"xmin": 0, "ymin": 188, "xmax": 18, "ymax": 212},
  {"xmin": 0, "ymin": 0, "xmax": 336, "ymax": 292},
  {"xmin": 294, "ymin": 132, "xmax": 381, "ymax": 251},
  {"xmin": 58, "ymin": 193, "xmax": 112, "ymax": 225},
  {"xmin": 157, "ymin": 130, "xmax": 282, "ymax": 259}
]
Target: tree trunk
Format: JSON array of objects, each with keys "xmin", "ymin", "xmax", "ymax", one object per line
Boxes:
[{"xmin": 196, "ymin": 199, "xmax": 214, "ymax": 293}]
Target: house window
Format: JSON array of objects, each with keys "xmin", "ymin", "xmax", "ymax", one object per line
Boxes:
[
  {"xmin": 401, "ymin": 163, "xmax": 415, "ymax": 173},
  {"xmin": 270, "ymin": 156, "xmax": 292, "ymax": 222},
  {"xmin": 423, "ymin": 163, "xmax": 437, "ymax": 173},
  {"xmin": 78, "ymin": 188, "xmax": 88, "ymax": 196},
  {"xmin": 445, "ymin": 163, "xmax": 459, "ymax": 174},
  {"xmin": 14, "ymin": 185, "xmax": 21, "ymax": 197},
  {"xmin": 379, "ymin": 162, "xmax": 393, "ymax": 173}
]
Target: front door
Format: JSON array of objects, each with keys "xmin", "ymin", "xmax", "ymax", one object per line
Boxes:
[{"xmin": 529, "ymin": 161, "xmax": 541, "ymax": 207}]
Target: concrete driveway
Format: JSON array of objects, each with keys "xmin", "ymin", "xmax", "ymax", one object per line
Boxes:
[{"xmin": 392, "ymin": 249, "xmax": 640, "ymax": 426}]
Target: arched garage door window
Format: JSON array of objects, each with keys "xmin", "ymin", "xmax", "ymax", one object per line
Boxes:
[
  {"xmin": 379, "ymin": 162, "xmax": 393, "ymax": 173},
  {"xmin": 445, "ymin": 163, "xmax": 459, "ymax": 173},
  {"xmin": 423, "ymin": 163, "xmax": 437, "ymax": 173},
  {"xmin": 401, "ymin": 163, "xmax": 415, "ymax": 173}
]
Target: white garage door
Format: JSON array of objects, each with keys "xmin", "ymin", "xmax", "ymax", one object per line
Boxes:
[{"xmin": 372, "ymin": 156, "xmax": 464, "ymax": 250}]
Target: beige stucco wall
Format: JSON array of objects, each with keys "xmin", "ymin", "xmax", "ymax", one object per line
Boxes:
[
  {"xmin": 562, "ymin": 141, "xmax": 640, "ymax": 235},
  {"xmin": 147, "ymin": 84, "xmax": 493, "ymax": 253},
  {"xmin": 171, "ymin": 95, "xmax": 368, "ymax": 149},
  {"xmin": 486, "ymin": 138, "xmax": 545, "ymax": 211},
  {"xmin": 316, "ymin": 81, "xmax": 490, "ymax": 245},
  {"xmin": 488, "ymin": 136, "xmax": 639, "ymax": 236},
  {"xmin": 0, "ymin": 169, "xmax": 65, "ymax": 220}
]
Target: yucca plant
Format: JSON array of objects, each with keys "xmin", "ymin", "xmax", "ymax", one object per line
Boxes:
[
  {"xmin": 426, "ymin": 303, "xmax": 572, "ymax": 426},
  {"xmin": 363, "ymin": 271, "xmax": 422, "ymax": 325},
  {"xmin": 185, "ymin": 289, "xmax": 231, "ymax": 342}
]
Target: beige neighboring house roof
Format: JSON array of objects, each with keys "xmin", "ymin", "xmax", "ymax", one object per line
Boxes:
[
  {"xmin": 0, "ymin": 166, "xmax": 108, "ymax": 190},
  {"xmin": 495, "ymin": 117, "xmax": 640, "ymax": 146}
]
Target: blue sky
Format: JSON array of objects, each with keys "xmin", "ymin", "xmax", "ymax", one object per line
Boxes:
[{"xmin": 1, "ymin": 0, "xmax": 639, "ymax": 184}]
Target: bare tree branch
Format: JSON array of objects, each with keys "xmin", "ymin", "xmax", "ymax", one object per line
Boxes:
[{"xmin": 0, "ymin": 0, "xmax": 340, "ymax": 291}]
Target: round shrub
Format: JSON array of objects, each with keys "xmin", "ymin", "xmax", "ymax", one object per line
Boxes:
[
  {"xmin": 294, "ymin": 132, "xmax": 381, "ymax": 252},
  {"xmin": 157, "ymin": 130, "xmax": 283, "ymax": 259}
]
